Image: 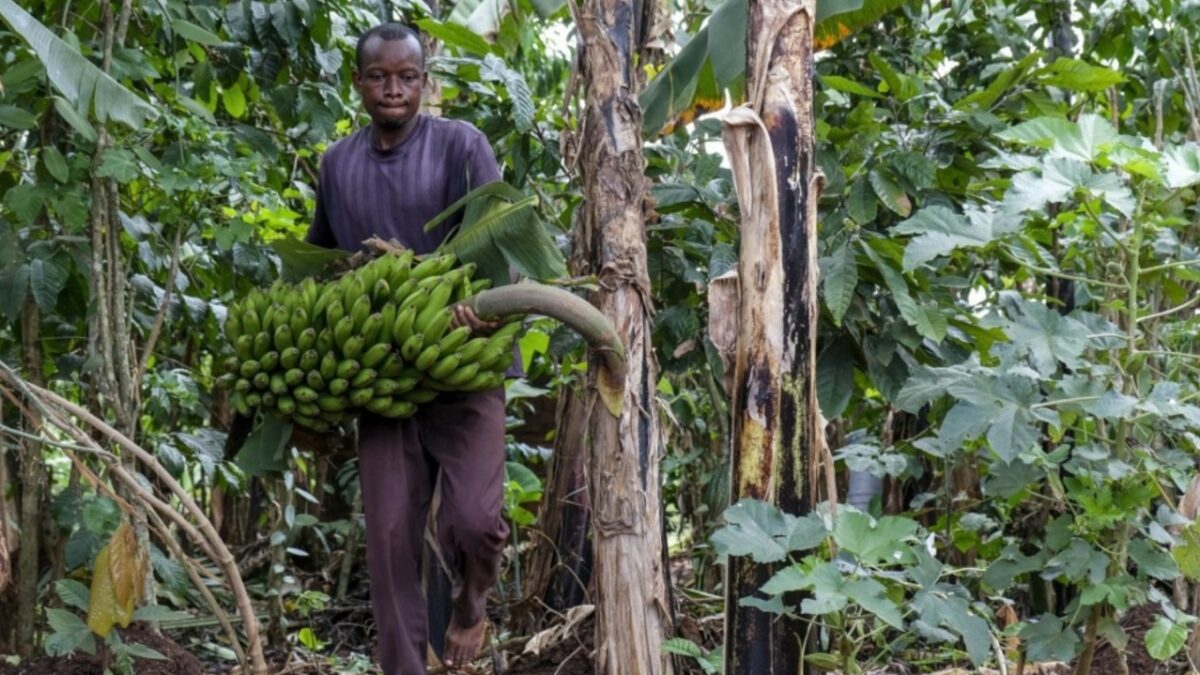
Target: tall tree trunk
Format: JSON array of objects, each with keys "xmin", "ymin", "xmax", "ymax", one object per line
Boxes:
[
  {"xmin": 520, "ymin": 386, "xmax": 592, "ymax": 631},
  {"xmin": 576, "ymin": 0, "xmax": 672, "ymax": 669},
  {"xmin": 722, "ymin": 0, "xmax": 820, "ymax": 672},
  {"xmin": 14, "ymin": 296, "xmax": 46, "ymax": 656}
]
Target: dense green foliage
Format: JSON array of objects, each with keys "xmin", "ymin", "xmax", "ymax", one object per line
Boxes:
[{"xmin": 2, "ymin": 0, "xmax": 1200, "ymax": 671}]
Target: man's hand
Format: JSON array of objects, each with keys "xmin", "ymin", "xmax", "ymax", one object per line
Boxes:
[{"xmin": 451, "ymin": 304, "xmax": 500, "ymax": 333}]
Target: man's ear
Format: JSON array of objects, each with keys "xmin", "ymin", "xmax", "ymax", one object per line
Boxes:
[{"xmin": 352, "ymin": 70, "xmax": 362, "ymax": 88}]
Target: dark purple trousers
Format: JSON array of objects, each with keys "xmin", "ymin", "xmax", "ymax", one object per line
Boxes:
[{"xmin": 357, "ymin": 388, "xmax": 510, "ymax": 675}]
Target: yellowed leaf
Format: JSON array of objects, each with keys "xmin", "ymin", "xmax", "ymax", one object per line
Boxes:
[
  {"xmin": 87, "ymin": 544, "xmax": 117, "ymax": 637},
  {"xmin": 106, "ymin": 522, "xmax": 146, "ymax": 629}
]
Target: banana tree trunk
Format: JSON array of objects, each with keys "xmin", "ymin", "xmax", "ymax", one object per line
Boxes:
[
  {"xmin": 575, "ymin": 0, "xmax": 673, "ymax": 668},
  {"xmin": 722, "ymin": 0, "xmax": 821, "ymax": 672}
]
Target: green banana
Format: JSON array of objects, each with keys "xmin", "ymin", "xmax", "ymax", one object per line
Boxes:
[
  {"xmin": 372, "ymin": 279, "xmax": 391, "ymax": 307},
  {"xmin": 342, "ymin": 335, "xmax": 366, "ymax": 360},
  {"xmin": 296, "ymin": 327, "xmax": 318, "ymax": 352},
  {"xmin": 333, "ymin": 315, "xmax": 354, "ymax": 349},
  {"xmin": 362, "ymin": 343, "xmax": 392, "ymax": 369},
  {"xmin": 259, "ymin": 351, "xmax": 279, "ymax": 372},
  {"xmin": 300, "ymin": 349, "xmax": 320, "ymax": 372},
  {"xmin": 404, "ymin": 388, "xmax": 439, "ymax": 404},
  {"xmin": 365, "ymin": 396, "xmax": 393, "ymax": 414},
  {"xmin": 336, "ymin": 359, "xmax": 361, "ymax": 380},
  {"xmin": 444, "ymin": 362, "xmax": 480, "ymax": 387},
  {"xmin": 379, "ymin": 354, "xmax": 405, "ymax": 378},
  {"xmin": 320, "ymin": 352, "xmax": 338, "ymax": 381},
  {"xmin": 349, "ymin": 294, "xmax": 372, "ymax": 332},
  {"xmin": 277, "ymin": 396, "xmax": 296, "ymax": 415},
  {"xmin": 415, "ymin": 344, "xmax": 441, "ymax": 371},
  {"xmin": 306, "ymin": 370, "xmax": 326, "ymax": 391},
  {"xmin": 224, "ymin": 312, "xmax": 242, "ymax": 343},
  {"xmin": 280, "ymin": 347, "xmax": 301, "ymax": 370},
  {"xmin": 351, "ymin": 368, "xmax": 378, "ymax": 389},
  {"xmin": 373, "ymin": 378, "xmax": 401, "ymax": 397},
  {"xmin": 349, "ymin": 388, "xmax": 374, "ymax": 407},
  {"xmin": 315, "ymin": 328, "xmax": 334, "ymax": 354},
  {"xmin": 239, "ymin": 360, "xmax": 261, "ymax": 378},
  {"xmin": 253, "ymin": 332, "xmax": 272, "ymax": 359},
  {"xmin": 328, "ymin": 378, "xmax": 350, "ymax": 396},
  {"xmin": 384, "ymin": 400, "xmax": 416, "ymax": 418},
  {"xmin": 253, "ymin": 372, "xmax": 271, "ymax": 390},
  {"xmin": 289, "ymin": 307, "xmax": 309, "ymax": 339},
  {"xmin": 317, "ymin": 395, "xmax": 348, "ymax": 412},
  {"xmin": 361, "ymin": 313, "xmax": 385, "ymax": 346},
  {"xmin": 457, "ymin": 337, "xmax": 489, "ymax": 364},
  {"xmin": 391, "ymin": 305, "xmax": 418, "ymax": 345},
  {"xmin": 429, "ymin": 353, "xmax": 462, "ymax": 380}
]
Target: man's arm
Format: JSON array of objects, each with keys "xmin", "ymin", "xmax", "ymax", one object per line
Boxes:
[{"xmin": 466, "ymin": 130, "xmax": 502, "ymax": 190}]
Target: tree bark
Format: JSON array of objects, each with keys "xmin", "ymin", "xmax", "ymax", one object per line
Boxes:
[
  {"xmin": 520, "ymin": 386, "xmax": 592, "ymax": 630},
  {"xmin": 722, "ymin": 0, "xmax": 820, "ymax": 672},
  {"xmin": 576, "ymin": 0, "xmax": 673, "ymax": 669},
  {"xmin": 15, "ymin": 295, "xmax": 45, "ymax": 656}
]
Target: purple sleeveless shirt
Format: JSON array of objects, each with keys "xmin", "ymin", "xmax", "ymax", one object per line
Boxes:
[{"xmin": 306, "ymin": 115, "xmax": 501, "ymax": 254}]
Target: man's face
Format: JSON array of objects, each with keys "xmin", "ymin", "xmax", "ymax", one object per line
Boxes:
[{"xmin": 354, "ymin": 36, "xmax": 427, "ymax": 130}]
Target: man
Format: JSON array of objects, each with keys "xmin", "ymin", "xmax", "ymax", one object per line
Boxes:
[{"xmin": 305, "ymin": 23, "xmax": 508, "ymax": 673}]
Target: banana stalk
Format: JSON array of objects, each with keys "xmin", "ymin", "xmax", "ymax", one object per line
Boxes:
[{"xmin": 458, "ymin": 284, "xmax": 626, "ymax": 400}]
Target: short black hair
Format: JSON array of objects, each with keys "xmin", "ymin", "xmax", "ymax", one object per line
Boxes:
[{"xmin": 356, "ymin": 23, "xmax": 424, "ymax": 71}]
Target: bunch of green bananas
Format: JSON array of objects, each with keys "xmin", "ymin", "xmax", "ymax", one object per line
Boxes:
[{"xmin": 215, "ymin": 251, "xmax": 518, "ymax": 433}]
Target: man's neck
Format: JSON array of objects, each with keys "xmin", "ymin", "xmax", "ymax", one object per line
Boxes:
[{"xmin": 371, "ymin": 116, "xmax": 421, "ymax": 151}]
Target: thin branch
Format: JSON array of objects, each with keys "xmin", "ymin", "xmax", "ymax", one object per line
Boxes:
[
  {"xmin": 115, "ymin": 0, "xmax": 132, "ymax": 46},
  {"xmin": 135, "ymin": 225, "xmax": 186, "ymax": 386},
  {"xmin": 1006, "ymin": 255, "xmax": 1126, "ymax": 289},
  {"xmin": 1141, "ymin": 258, "xmax": 1200, "ymax": 275},
  {"xmin": 0, "ymin": 363, "xmax": 268, "ymax": 674},
  {"xmin": 142, "ymin": 507, "xmax": 247, "ymax": 665},
  {"xmin": 1137, "ymin": 293, "xmax": 1200, "ymax": 324}
]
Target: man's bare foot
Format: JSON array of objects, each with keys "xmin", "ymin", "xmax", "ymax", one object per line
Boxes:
[{"xmin": 443, "ymin": 618, "xmax": 486, "ymax": 669}]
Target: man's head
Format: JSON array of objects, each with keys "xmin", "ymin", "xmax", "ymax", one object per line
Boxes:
[{"xmin": 354, "ymin": 24, "xmax": 427, "ymax": 132}]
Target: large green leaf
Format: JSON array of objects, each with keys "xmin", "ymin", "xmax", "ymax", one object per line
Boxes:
[
  {"xmin": 0, "ymin": 103, "xmax": 37, "ymax": 130},
  {"xmin": 416, "ymin": 17, "xmax": 492, "ymax": 56},
  {"xmin": 814, "ymin": 0, "xmax": 906, "ymax": 50},
  {"xmin": 711, "ymin": 498, "xmax": 825, "ymax": 562},
  {"xmin": 234, "ymin": 414, "xmax": 292, "ymax": 477},
  {"xmin": 641, "ymin": 28, "xmax": 709, "ymax": 136},
  {"xmin": 0, "ymin": 0, "xmax": 156, "ymax": 128},
  {"xmin": 833, "ymin": 511, "xmax": 918, "ymax": 565},
  {"xmin": 1019, "ymin": 615, "xmax": 1080, "ymax": 662},
  {"xmin": 269, "ymin": 238, "xmax": 350, "ymax": 281},
  {"xmin": 29, "ymin": 251, "xmax": 70, "ymax": 311},
  {"xmin": 428, "ymin": 182, "xmax": 566, "ymax": 284},
  {"xmin": 998, "ymin": 114, "xmax": 1119, "ymax": 163},
  {"xmin": 640, "ymin": 0, "xmax": 899, "ymax": 135},
  {"xmin": 820, "ymin": 242, "xmax": 857, "ymax": 323},
  {"xmin": 707, "ymin": 0, "xmax": 748, "ymax": 91},
  {"xmin": 1146, "ymin": 616, "xmax": 1187, "ymax": 661},
  {"xmin": 479, "ymin": 55, "xmax": 535, "ymax": 132},
  {"xmin": 1164, "ymin": 142, "xmax": 1200, "ymax": 188},
  {"xmin": 1039, "ymin": 57, "xmax": 1124, "ymax": 92},
  {"xmin": 954, "ymin": 51, "xmax": 1042, "ymax": 110},
  {"xmin": 169, "ymin": 18, "xmax": 226, "ymax": 46},
  {"xmin": 894, "ymin": 206, "xmax": 1014, "ymax": 270}
]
